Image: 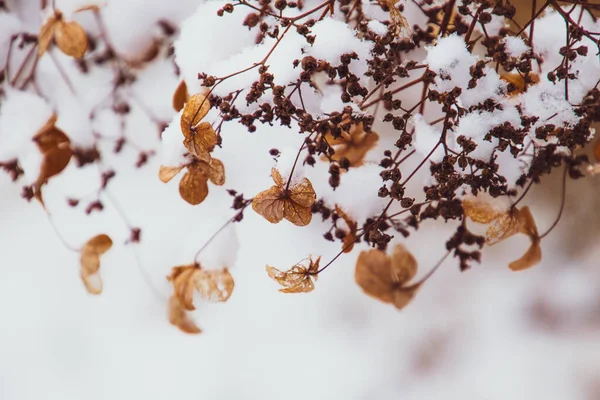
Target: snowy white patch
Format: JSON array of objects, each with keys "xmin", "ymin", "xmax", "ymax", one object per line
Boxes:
[
  {"xmin": 160, "ymin": 113, "xmax": 188, "ymax": 167},
  {"xmin": 411, "ymin": 113, "xmax": 445, "ymax": 163},
  {"xmin": 502, "ymin": 36, "xmax": 529, "ymax": 58}
]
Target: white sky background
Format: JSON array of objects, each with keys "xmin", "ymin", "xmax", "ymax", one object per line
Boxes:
[{"xmin": 1, "ymin": 0, "xmax": 600, "ymax": 399}]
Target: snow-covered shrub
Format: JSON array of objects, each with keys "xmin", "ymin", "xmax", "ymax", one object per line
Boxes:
[{"xmin": 1, "ymin": 0, "xmax": 599, "ymax": 333}]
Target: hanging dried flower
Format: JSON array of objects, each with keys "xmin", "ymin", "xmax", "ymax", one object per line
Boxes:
[
  {"xmin": 266, "ymin": 256, "xmax": 320, "ymax": 293},
  {"xmin": 355, "ymin": 244, "xmax": 420, "ymax": 310},
  {"xmin": 252, "ymin": 168, "xmax": 316, "ymax": 226}
]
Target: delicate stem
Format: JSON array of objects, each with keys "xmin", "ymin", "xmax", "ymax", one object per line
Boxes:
[{"xmin": 539, "ymin": 165, "xmax": 568, "ymax": 239}]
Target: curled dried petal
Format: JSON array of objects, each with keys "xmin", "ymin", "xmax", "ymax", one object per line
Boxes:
[
  {"xmin": 172, "ymin": 81, "xmax": 189, "ymax": 112},
  {"xmin": 158, "ymin": 165, "xmax": 183, "ymax": 183},
  {"xmin": 271, "ymin": 167, "xmax": 284, "ymax": 188},
  {"xmin": 390, "ymin": 244, "xmax": 418, "ymax": 284},
  {"xmin": 54, "ymin": 20, "xmax": 88, "ymax": 58},
  {"xmin": 462, "ymin": 198, "xmax": 503, "ymax": 224},
  {"xmin": 168, "ymin": 265, "xmax": 198, "ymax": 310},
  {"xmin": 38, "ymin": 14, "xmax": 58, "ymax": 56},
  {"xmin": 207, "ymin": 158, "xmax": 225, "ymax": 186},
  {"xmin": 335, "ymin": 206, "xmax": 357, "ymax": 253},
  {"xmin": 252, "ymin": 187, "xmax": 285, "ymax": 223},
  {"xmin": 183, "ymin": 122, "xmax": 217, "ymax": 162},
  {"xmin": 179, "ymin": 169, "xmax": 209, "ymax": 205},
  {"xmin": 168, "ymin": 295, "xmax": 202, "ymax": 334},
  {"xmin": 181, "ymin": 94, "xmax": 211, "ymax": 138},
  {"xmin": 266, "ymin": 265, "xmax": 315, "ymax": 293},
  {"xmin": 509, "ymin": 238, "xmax": 542, "ymax": 271},
  {"xmin": 80, "ymin": 234, "xmax": 113, "ymax": 295},
  {"xmin": 486, "ymin": 208, "xmax": 522, "ymax": 245},
  {"xmin": 194, "ymin": 268, "xmax": 234, "ymax": 302}
]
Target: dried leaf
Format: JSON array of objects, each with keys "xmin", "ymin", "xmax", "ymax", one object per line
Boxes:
[
  {"xmin": 500, "ymin": 73, "xmax": 540, "ymax": 96},
  {"xmin": 168, "ymin": 295, "xmax": 202, "ymax": 334},
  {"xmin": 325, "ymin": 123, "xmax": 379, "ymax": 167},
  {"xmin": 179, "ymin": 168, "xmax": 209, "ymax": 205},
  {"xmin": 462, "ymin": 197, "xmax": 503, "ymax": 224},
  {"xmin": 252, "ymin": 169, "xmax": 316, "ymax": 226},
  {"xmin": 158, "ymin": 165, "xmax": 184, "ymax": 183},
  {"xmin": 32, "ymin": 118, "xmax": 72, "ymax": 205},
  {"xmin": 38, "ymin": 14, "xmax": 58, "ymax": 56},
  {"xmin": 335, "ymin": 205, "xmax": 357, "ymax": 253},
  {"xmin": 182, "ymin": 122, "xmax": 217, "ymax": 162},
  {"xmin": 355, "ymin": 244, "xmax": 419, "ymax": 310},
  {"xmin": 252, "ymin": 186, "xmax": 285, "ymax": 223},
  {"xmin": 181, "ymin": 94, "xmax": 214, "ymax": 161},
  {"xmin": 168, "ymin": 265, "xmax": 198, "ymax": 310},
  {"xmin": 206, "ymin": 158, "xmax": 225, "ymax": 186},
  {"xmin": 194, "ymin": 268, "xmax": 234, "ymax": 302},
  {"xmin": 80, "ymin": 234, "xmax": 113, "ymax": 295},
  {"xmin": 266, "ymin": 256, "xmax": 320, "ymax": 293},
  {"xmin": 54, "ymin": 20, "xmax": 88, "ymax": 58},
  {"xmin": 486, "ymin": 208, "xmax": 522, "ymax": 245},
  {"xmin": 509, "ymin": 238, "xmax": 542, "ymax": 271},
  {"xmin": 172, "ymin": 80, "xmax": 189, "ymax": 112}
]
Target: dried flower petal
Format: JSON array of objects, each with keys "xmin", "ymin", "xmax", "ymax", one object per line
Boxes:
[
  {"xmin": 158, "ymin": 165, "xmax": 184, "ymax": 183},
  {"xmin": 266, "ymin": 256, "xmax": 320, "ymax": 293},
  {"xmin": 325, "ymin": 123, "xmax": 379, "ymax": 167},
  {"xmin": 180, "ymin": 94, "xmax": 214, "ymax": 161},
  {"xmin": 206, "ymin": 158, "xmax": 225, "ymax": 186},
  {"xmin": 54, "ymin": 20, "xmax": 88, "ymax": 58},
  {"xmin": 252, "ymin": 186, "xmax": 285, "ymax": 223},
  {"xmin": 252, "ymin": 169, "xmax": 316, "ymax": 226},
  {"xmin": 38, "ymin": 14, "xmax": 58, "ymax": 56},
  {"xmin": 32, "ymin": 117, "xmax": 72, "ymax": 205},
  {"xmin": 355, "ymin": 244, "xmax": 419, "ymax": 310},
  {"xmin": 172, "ymin": 80, "xmax": 189, "ymax": 112},
  {"xmin": 182, "ymin": 122, "xmax": 218, "ymax": 162},
  {"xmin": 168, "ymin": 265, "xmax": 198, "ymax": 310},
  {"xmin": 462, "ymin": 197, "xmax": 504, "ymax": 224},
  {"xmin": 509, "ymin": 239, "xmax": 542, "ymax": 271},
  {"xmin": 168, "ymin": 295, "xmax": 202, "ymax": 334},
  {"xmin": 500, "ymin": 72, "xmax": 540, "ymax": 96},
  {"xmin": 80, "ymin": 234, "xmax": 113, "ymax": 295},
  {"xmin": 179, "ymin": 168, "xmax": 209, "ymax": 205},
  {"xmin": 486, "ymin": 208, "xmax": 522, "ymax": 245},
  {"xmin": 335, "ymin": 205, "xmax": 357, "ymax": 253},
  {"xmin": 194, "ymin": 268, "xmax": 234, "ymax": 302}
]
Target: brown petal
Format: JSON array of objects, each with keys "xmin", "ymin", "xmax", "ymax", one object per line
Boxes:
[
  {"xmin": 517, "ymin": 206, "xmax": 539, "ymax": 238},
  {"xmin": 462, "ymin": 197, "xmax": 503, "ymax": 224},
  {"xmin": 207, "ymin": 158, "xmax": 225, "ymax": 186},
  {"xmin": 38, "ymin": 14, "xmax": 58, "ymax": 56},
  {"xmin": 271, "ymin": 167, "xmax": 284, "ymax": 188},
  {"xmin": 335, "ymin": 206, "xmax": 357, "ymax": 253},
  {"xmin": 509, "ymin": 238, "xmax": 542, "ymax": 271},
  {"xmin": 389, "ymin": 244, "xmax": 418, "ymax": 284},
  {"xmin": 182, "ymin": 122, "xmax": 217, "ymax": 162},
  {"xmin": 54, "ymin": 20, "xmax": 88, "ymax": 58},
  {"xmin": 179, "ymin": 169, "xmax": 209, "ymax": 205},
  {"xmin": 158, "ymin": 165, "xmax": 184, "ymax": 183},
  {"xmin": 33, "ymin": 124, "xmax": 72, "ymax": 205},
  {"xmin": 355, "ymin": 249, "xmax": 394, "ymax": 304},
  {"xmin": 283, "ymin": 201, "xmax": 313, "ymax": 226},
  {"xmin": 486, "ymin": 208, "xmax": 522, "ymax": 245},
  {"xmin": 168, "ymin": 295, "xmax": 202, "ymax": 334},
  {"xmin": 289, "ymin": 177, "xmax": 316, "ymax": 208},
  {"xmin": 194, "ymin": 268, "xmax": 235, "ymax": 302},
  {"xmin": 80, "ymin": 234, "xmax": 113, "ymax": 295},
  {"xmin": 172, "ymin": 80, "xmax": 189, "ymax": 112},
  {"xmin": 252, "ymin": 186, "xmax": 285, "ymax": 223},
  {"xmin": 392, "ymin": 286, "xmax": 419, "ymax": 310},
  {"xmin": 172, "ymin": 266, "xmax": 198, "ymax": 310},
  {"xmin": 266, "ymin": 265, "xmax": 314, "ymax": 293},
  {"xmin": 180, "ymin": 94, "xmax": 211, "ymax": 139}
]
